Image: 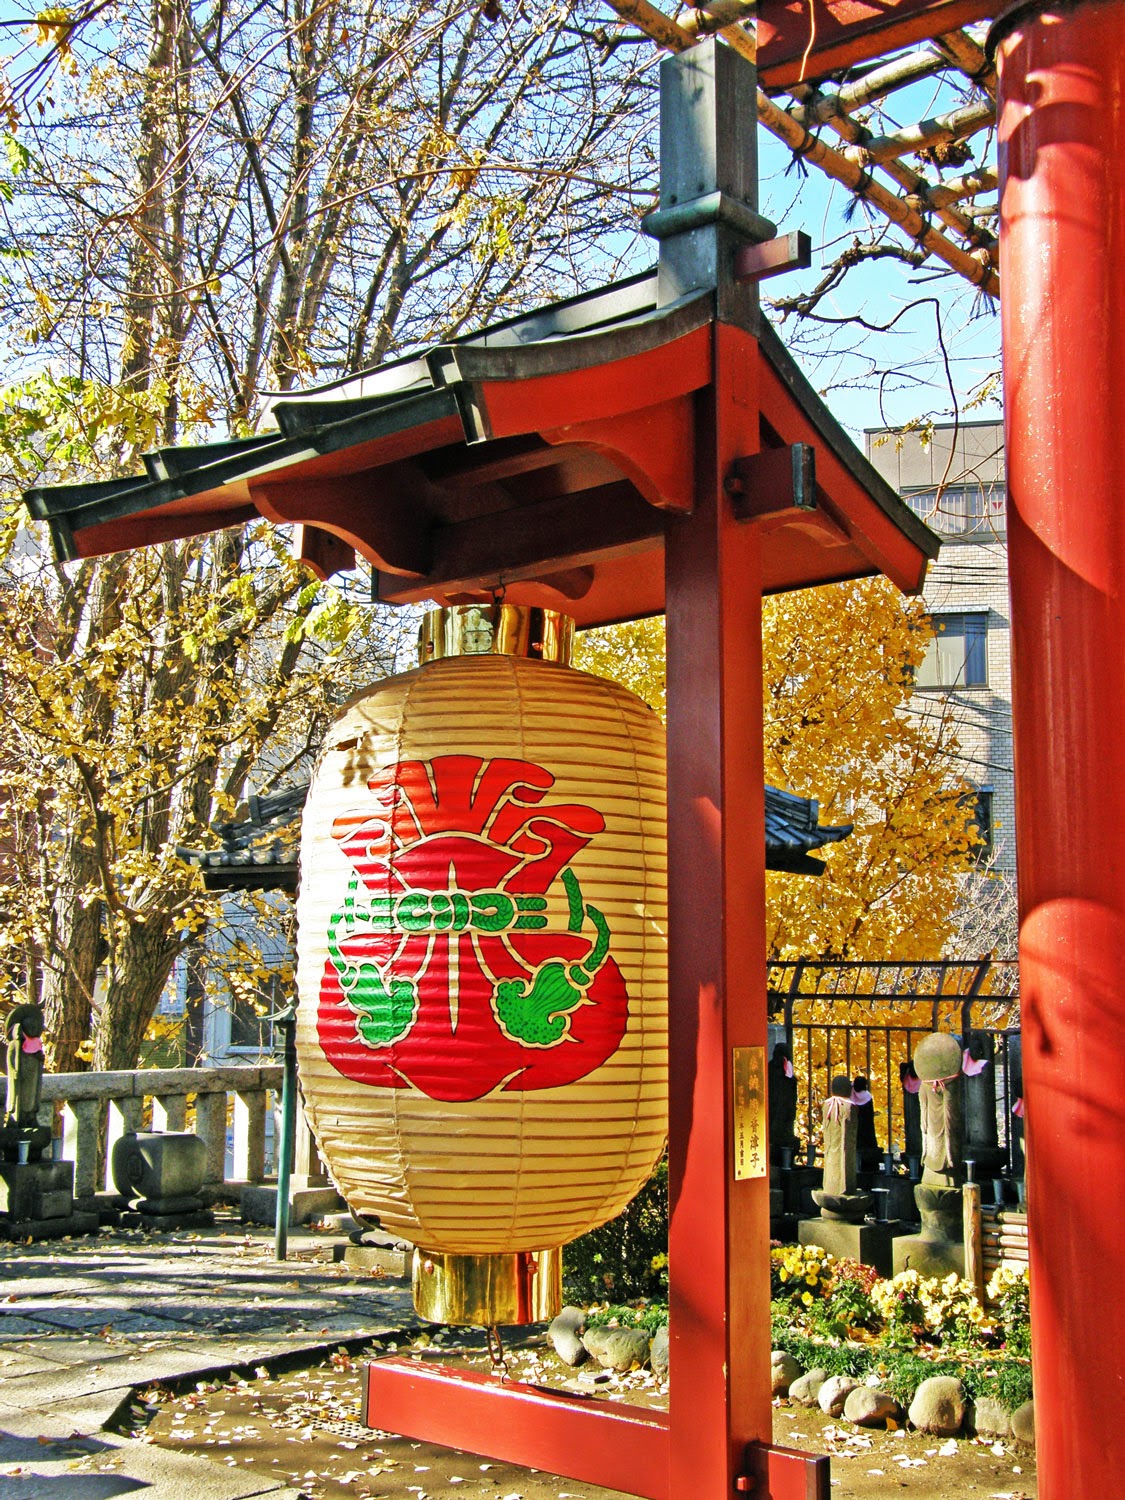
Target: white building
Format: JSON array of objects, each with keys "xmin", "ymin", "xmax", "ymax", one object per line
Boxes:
[{"xmin": 864, "ymin": 421, "xmax": 1015, "ymax": 885}]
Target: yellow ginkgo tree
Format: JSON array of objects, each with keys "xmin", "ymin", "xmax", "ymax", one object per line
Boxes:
[{"xmin": 576, "ymin": 575, "xmax": 982, "ymax": 965}]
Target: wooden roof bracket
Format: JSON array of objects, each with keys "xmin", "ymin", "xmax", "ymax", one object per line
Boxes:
[{"xmin": 727, "ymin": 442, "xmax": 852, "ymax": 546}]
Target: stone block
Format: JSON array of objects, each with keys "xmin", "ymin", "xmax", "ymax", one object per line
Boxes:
[
  {"xmin": 0, "ymin": 1160, "xmax": 74, "ymax": 1221},
  {"xmin": 120, "ymin": 1207, "xmax": 214, "ymax": 1231},
  {"xmin": 0, "ymin": 1207, "xmax": 98, "ymax": 1241},
  {"xmin": 111, "ymin": 1131, "xmax": 207, "ymax": 1204},
  {"xmin": 798, "ymin": 1215, "xmax": 900, "ymax": 1278},
  {"xmin": 892, "ymin": 1231, "xmax": 966, "ymax": 1279},
  {"xmin": 334, "ymin": 1242, "xmax": 411, "ymax": 1277},
  {"xmin": 240, "ymin": 1182, "xmax": 344, "ymax": 1227}
]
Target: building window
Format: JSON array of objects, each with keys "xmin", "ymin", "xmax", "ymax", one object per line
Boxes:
[
  {"xmin": 905, "ymin": 483, "xmax": 1006, "ymax": 539},
  {"xmin": 915, "ymin": 612, "xmax": 987, "ymax": 689},
  {"xmin": 227, "ymin": 973, "xmax": 282, "ymax": 1053},
  {"xmin": 970, "ymin": 787, "xmax": 994, "ymax": 859}
]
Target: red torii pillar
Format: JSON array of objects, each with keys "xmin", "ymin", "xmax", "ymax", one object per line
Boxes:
[{"xmin": 992, "ymin": 5, "xmax": 1125, "ymax": 1493}]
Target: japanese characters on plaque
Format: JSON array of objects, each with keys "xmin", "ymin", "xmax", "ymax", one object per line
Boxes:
[{"xmin": 732, "ymin": 1045, "xmax": 767, "ymax": 1181}]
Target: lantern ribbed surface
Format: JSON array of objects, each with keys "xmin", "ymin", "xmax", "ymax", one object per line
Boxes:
[{"xmin": 295, "ymin": 653, "xmax": 667, "ymax": 1255}]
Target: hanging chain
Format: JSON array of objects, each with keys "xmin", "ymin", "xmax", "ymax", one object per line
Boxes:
[{"xmin": 486, "ymin": 1323, "xmax": 509, "ymax": 1377}]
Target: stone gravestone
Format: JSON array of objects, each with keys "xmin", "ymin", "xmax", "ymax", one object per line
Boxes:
[
  {"xmin": 900, "ymin": 1060, "xmax": 923, "ymax": 1167},
  {"xmin": 892, "ymin": 1033, "xmax": 966, "ymax": 1277},
  {"xmin": 799, "ymin": 1077, "xmax": 901, "ymax": 1277},
  {"xmin": 962, "ymin": 1031, "xmax": 1005, "ymax": 1180},
  {"xmin": 768, "ymin": 1043, "xmax": 799, "ymax": 1167},
  {"xmin": 0, "ymin": 1004, "xmax": 97, "ymax": 1241},
  {"xmin": 851, "ymin": 1074, "xmax": 881, "ymax": 1173}
]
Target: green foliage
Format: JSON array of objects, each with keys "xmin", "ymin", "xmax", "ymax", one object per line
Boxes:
[
  {"xmin": 563, "ymin": 1158, "xmax": 668, "ymax": 1304},
  {"xmin": 768, "ymin": 1311, "xmax": 872, "ymax": 1380},
  {"xmin": 986, "ymin": 1357, "xmax": 1034, "ymax": 1412},
  {"xmin": 770, "ymin": 1242, "xmax": 835, "ymax": 1308},
  {"xmin": 987, "ymin": 1265, "xmax": 1031, "ymax": 1357},
  {"xmin": 815, "ymin": 1276, "xmax": 880, "ymax": 1339},
  {"xmin": 585, "ymin": 1301, "xmax": 668, "ymax": 1334}
]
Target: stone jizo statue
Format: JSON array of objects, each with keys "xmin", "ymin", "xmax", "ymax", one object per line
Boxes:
[
  {"xmin": 894, "ymin": 1032, "xmax": 967, "ymax": 1274},
  {"xmin": 4, "ymin": 1002, "xmax": 45, "ymax": 1129},
  {"xmin": 914, "ymin": 1032, "xmax": 964, "ymax": 1188},
  {"xmin": 812, "ymin": 1075, "xmax": 871, "ymax": 1223}
]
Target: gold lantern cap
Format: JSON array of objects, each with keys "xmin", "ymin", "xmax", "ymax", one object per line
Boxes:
[
  {"xmin": 412, "ymin": 1248, "xmax": 563, "ymax": 1327},
  {"xmin": 419, "ymin": 604, "xmax": 574, "ymax": 667}
]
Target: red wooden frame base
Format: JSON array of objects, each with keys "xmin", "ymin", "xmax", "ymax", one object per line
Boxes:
[{"xmin": 365, "ymin": 1358, "xmax": 829, "ymax": 1500}]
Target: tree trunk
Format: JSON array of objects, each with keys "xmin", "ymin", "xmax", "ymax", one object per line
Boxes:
[
  {"xmin": 39, "ymin": 828, "xmax": 101, "ymax": 1073},
  {"xmin": 94, "ymin": 919, "xmax": 182, "ymax": 1072}
]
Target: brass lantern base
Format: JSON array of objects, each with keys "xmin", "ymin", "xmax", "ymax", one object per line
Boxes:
[{"xmin": 411, "ymin": 1248, "xmax": 562, "ymax": 1326}]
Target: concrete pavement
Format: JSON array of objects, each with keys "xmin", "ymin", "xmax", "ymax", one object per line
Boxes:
[{"xmin": 0, "ymin": 1217, "xmax": 415, "ymax": 1498}]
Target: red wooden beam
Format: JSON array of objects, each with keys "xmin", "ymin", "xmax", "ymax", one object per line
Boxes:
[
  {"xmin": 756, "ymin": 0, "xmax": 995, "ymax": 89},
  {"xmin": 254, "ymin": 473, "xmax": 432, "ymax": 578},
  {"xmin": 664, "ymin": 320, "xmax": 772, "ymax": 1497},
  {"xmin": 364, "ymin": 1359, "xmax": 829, "ymax": 1500},
  {"xmin": 995, "ymin": 5, "xmax": 1125, "ymax": 1496},
  {"xmin": 365, "ymin": 1358, "xmax": 670, "ymax": 1500}
]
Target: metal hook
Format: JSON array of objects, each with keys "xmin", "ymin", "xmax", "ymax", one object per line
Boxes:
[{"xmin": 486, "ymin": 1324, "xmax": 509, "ymax": 1377}]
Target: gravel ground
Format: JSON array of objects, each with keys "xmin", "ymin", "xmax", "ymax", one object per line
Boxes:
[{"xmin": 135, "ymin": 1328, "xmax": 1037, "ymax": 1500}]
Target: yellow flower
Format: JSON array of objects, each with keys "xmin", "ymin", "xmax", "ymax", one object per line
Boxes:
[{"xmin": 801, "ymin": 1291, "xmax": 814, "ymax": 1307}]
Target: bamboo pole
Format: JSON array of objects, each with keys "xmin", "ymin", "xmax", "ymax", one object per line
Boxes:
[
  {"xmin": 964, "ymin": 1182, "xmax": 985, "ymax": 1302},
  {"xmin": 787, "ymin": 81, "xmax": 994, "ymax": 254},
  {"xmin": 602, "ymin": 0, "xmax": 1001, "ymax": 297},
  {"xmin": 934, "ymin": 28, "xmax": 997, "ymax": 100},
  {"xmin": 790, "ymin": 47, "xmax": 946, "ymax": 125},
  {"xmin": 755, "ymin": 90, "xmax": 1000, "ymax": 294},
  {"xmin": 841, "ymin": 99, "xmax": 996, "ymax": 167}
]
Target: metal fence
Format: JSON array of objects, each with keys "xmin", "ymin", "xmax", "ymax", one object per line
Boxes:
[{"xmin": 767, "ymin": 959, "xmax": 1022, "ymax": 1173}]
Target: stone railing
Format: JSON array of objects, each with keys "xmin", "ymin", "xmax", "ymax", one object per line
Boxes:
[{"xmin": 0, "ymin": 1064, "xmax": 313, "ymax": 1209}]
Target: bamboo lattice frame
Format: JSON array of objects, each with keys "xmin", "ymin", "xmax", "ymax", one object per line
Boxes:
[{"xmin": 603, "ymin": 0, "xmax": 1000, "ymax": 300}]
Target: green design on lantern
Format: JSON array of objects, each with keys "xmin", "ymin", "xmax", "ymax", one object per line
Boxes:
[
  {"xmin": 327, "ymin": 878, "xmax": 418, "ymax": 1046},
  {"xmin": 326, "ymin": 868, "xmax": 611, "ymax": 1051},
  {"xmin": 492, "ymin": 868, "xmax": 612, "ymax": 1048}
]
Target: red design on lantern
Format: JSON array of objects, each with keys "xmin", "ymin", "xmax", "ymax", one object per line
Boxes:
[{"xmin": 316, "ymin": 756, "xmax": 629, "ymax": 1101}]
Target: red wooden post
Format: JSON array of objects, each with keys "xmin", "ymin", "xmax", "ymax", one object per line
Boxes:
[
  {"xmin": 665, "ymin": 321, "xmax": 772, "ymax": 1494},
  {"xmin": 994, "ymin": 5, "xmax": 1125, "ymax": 1494}
]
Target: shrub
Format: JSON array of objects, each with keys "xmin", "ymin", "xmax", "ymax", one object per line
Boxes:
[
  {"xmin": 563, "ymin": 1158, "xmax": 668, "ymax": 1303},
  {"xmin": 815, "ymin": 1275, "xmax": 880, "ymax": 1339},
  {"xmin": 871, "ymin": 1269, "xmax": 989, "ymax": 1349},
  {"xmin": 770, "ymin": 1243, "xmax": 835, "ymax": 1308},
  {"xmin": 987, "ymin": 1265, "xmax": 1031, "ymax": 1357}
]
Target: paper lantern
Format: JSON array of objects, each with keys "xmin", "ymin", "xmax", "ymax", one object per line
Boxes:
[{"xmin": 295, "ymin": 604, "xmax": 667, "ymax": 1323}]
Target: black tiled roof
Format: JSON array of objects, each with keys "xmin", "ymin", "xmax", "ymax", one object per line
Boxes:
[{"xmin": 180, "ymin": 780, "xmax": 851, "ymax": 891}]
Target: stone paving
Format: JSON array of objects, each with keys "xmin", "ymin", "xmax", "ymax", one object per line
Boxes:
[{"xmin": 0, "ymin": 1217, "xmax": 415, "ymax": 1498}]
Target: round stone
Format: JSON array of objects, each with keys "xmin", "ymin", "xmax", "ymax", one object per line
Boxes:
[
  {"xmin": 844, "ymin": 1387, "xmax": 901, "ymax": 1428},
  {"xmin": 548, "ymin": 1306, "xmax": 588, "ymax": 1367},
  {"xmin": 818, "ymin": 1375, "xmax": 859, "ymax": 1416},
  {"xmin": 908, "ymin": 1375, "xmax": 966, "ymax": 1435},
  {"xmin": 788, "ymin": 1368, "xmax": 828, "ymax": 1407},
  {"xmin": 771, "ymin": 1350, "xmax": 802, "ymax": 1396}
]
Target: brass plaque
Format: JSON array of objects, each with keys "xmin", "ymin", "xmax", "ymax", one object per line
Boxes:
[{"xmin": 732, "ymin": 1045, "xmax": 767, "ymax": 1181}]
